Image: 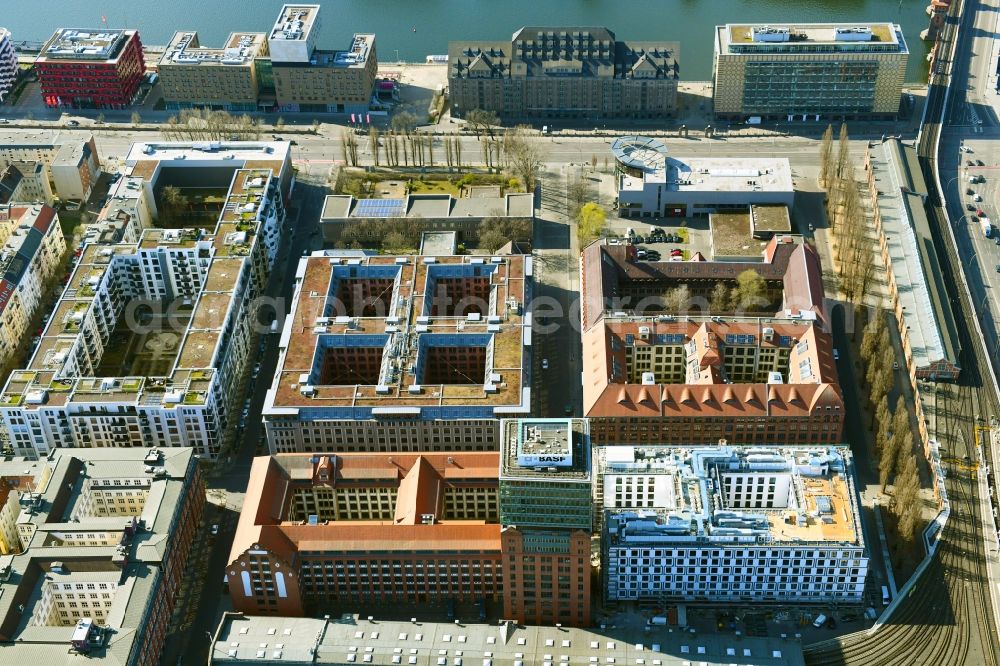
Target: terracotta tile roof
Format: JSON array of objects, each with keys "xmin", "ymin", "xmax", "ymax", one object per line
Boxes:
[
  {"xmin": 582, "ymin": 318, "xmax": 841, "ymax": 417},
  {"xmin": 230, "ymin": 453, "xmax": 502, "ymax": 564}
]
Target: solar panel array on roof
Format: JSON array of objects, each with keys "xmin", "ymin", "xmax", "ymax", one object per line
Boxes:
[{"xmin": 355, "ymin": 198, "xmax": 406, "ymax": 218}]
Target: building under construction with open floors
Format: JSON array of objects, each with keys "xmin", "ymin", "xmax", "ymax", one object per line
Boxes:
[
  {"xmin": 0, "ymin": 447, "xmax": 203, "ymax": 665},
  {"xmin": 262, "ymin": 250, "xmax": 533, "ymax": 453},
  {"xmin": 0, "ymin": 142, "xmax": 292, "ymax": 460},
  {"xmin": 227, "ymin": 451, "xmax": 503, "ymax": 616},
  {"xmin": 600, "ymin": 444, "xmax": 868, "ymax": 604}
]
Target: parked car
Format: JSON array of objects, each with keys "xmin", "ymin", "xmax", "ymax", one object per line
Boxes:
[
  {"xmin": 977, "ymin": 159, "xmax": 985, "ymax": 166},
  {"xmin": 967, "ymin": 188, "xmax": 975, "ymax": 196},
  {"xmin": 66, "ymin": 120, "xmax": 79, "ymax": 127},
  {"xmin": 967, "ymin": 203, "xmax": 977, "ymax": 212},
  {"xmin": 978, "ymin": 208, "xmax": 986, "ymax": 217},
  {"xmin": 967, "ymin": 160, "xmax": 975, "ymax": 167},
  {"xmin": 541, "ymin": 358, "xmax": 549, "ymax": 370},
  {"xmin": 210, "ymin": 524, "xmax": 219, "ymax": 536},
  {"xmin": 833, "ymin": 348, "xmax": 840, "ymax": 361},
  {"xmin": 669, "ymin": 248, "xmax": 682, "ymax": 257}
]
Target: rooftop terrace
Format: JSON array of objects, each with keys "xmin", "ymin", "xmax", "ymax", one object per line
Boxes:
[
  {"xmin": 39, "ymin": 29, "xmax": 132, "ymax": 61},
  {"xmin": 160, "ymin": 31, "xmax": 266, "ymax": 67},
  {"xmin": 720, "ymin": 23, "xmax": 907, "ymax": 54}
]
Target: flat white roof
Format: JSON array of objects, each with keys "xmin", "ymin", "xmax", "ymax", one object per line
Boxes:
[{"xmin": 619, "ymin": 156, "xmax": 793, "ymax": 194}]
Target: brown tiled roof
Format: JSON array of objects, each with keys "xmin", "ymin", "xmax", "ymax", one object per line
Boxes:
[
  {"xmin": 582, "ymin": 318, "xmax": 841, "ymax": 417},
  {"xmin": 230, "ymin": 453, "xmax": 502, "ymax": 565}
]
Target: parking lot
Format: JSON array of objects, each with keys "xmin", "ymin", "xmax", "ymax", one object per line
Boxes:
[{"xmin": 603, "ymin": 217, "xmax": 713, "ymax": 262}]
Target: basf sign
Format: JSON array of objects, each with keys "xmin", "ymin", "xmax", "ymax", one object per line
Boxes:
[{"xmin": 517, "ymin": 451, "xmax": 573, "ymax": 467}]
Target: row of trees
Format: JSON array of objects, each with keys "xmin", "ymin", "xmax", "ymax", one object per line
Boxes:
[
  {"xmin": 861, "ymin": 314, "xmax": 923, "ymax": 544},
  {"xmin": 819, "ymin": 124, "xmax": 877, "ymax": 306},
  {"xmin": 161, "ymin": 109, "xmax": 267, "ymax": 142}
]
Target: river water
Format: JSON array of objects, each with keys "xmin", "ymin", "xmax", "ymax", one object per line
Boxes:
[{"xmin": 4, "ymin": 0, "xmax": 933, "ymax": 82}]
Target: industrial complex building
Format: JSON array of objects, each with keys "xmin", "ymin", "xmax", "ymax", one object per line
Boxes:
[
  {"xmin": 0, "ymin": 130, "xmax": 103, "ymax": 203},
  {"xmin": 611, "ymin": 136, "xmax": 794, "ymax": 219},
  {"xmin": 227, "ymin": 451, "xmax": 504, "ymax": 616},
  {"xmin": 499, "ymin": 418, "xmax": 592, "ymax": 627},
  {"xmin": 448, "ymin": 27, "xmax": 679, "ymax": 120},
  {"xmin": 208, "ymin": 612, "xmax": 805, "ymax": 665},
  {"xmin": 600, "ymin": 445, "xmax": 868, "ymax": 604},
  {"xmin": 35, "ymin": 29, "xmax": 146, "ymax": 109},
  {"xmin": 580, "ymin": 236, "xmax": 842, "ymax": 446},
  {"xmin": 0, "ymin": 447, "xmax": 204, "ymax": 665},
  {"xmin": 0, "ymin": 28, "xmax": 17, "ymax": 103},
  {"xmin": 864, "ymin": 139, "xmax": 960, "ymax": 382},
  {"xmin": 0, "ymin": 142, "xmax": 292, "ymax": 460},
  {"xmin": 320, "ymin": 192, "xmax": 534, "ymax": 246},
  {"xmin": 158, "ymin": 32, "xmax": 270, "ymax": 112},
  {"xmin": 712, "ymin": 23, "xmax": 908, "ymax": 121},
  {"xmin": 268, "ymin": 5, "xmax": 378, "ymax": 115},
  {"xmin": 0, "ymin": 205, "xmax": 67, "ymax": 369},
  {"xmin": 262, "ymin": 250, "xmax": 533, "ymax": 453}
]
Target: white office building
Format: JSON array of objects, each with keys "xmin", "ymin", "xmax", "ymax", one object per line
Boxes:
[
  {"xmin": 611, "ymin": 135, "xmax": 794, "ymax": 219},
  {"xmin": 600, "ymin": 444, "xmax": 868, "ymax": 603},
  {"xmin": 0, "ymin": 29, "xmax": 17, "ymax": 102},
  {"xmin": 0, "ymin": 142, "xmax": 292, "ymax": 460}
]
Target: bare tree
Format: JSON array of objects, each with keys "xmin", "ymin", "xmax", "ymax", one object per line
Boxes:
[
  {"xmin": 130, "ymin": 111, "xmax": 142, "ymax": 126},
  {"xmin": 392, "ymin": 111, "xmax": 418, "ymax": 134},
  {"xmin": 503, "ymin": 125, "xmax": 542, "ymax": 194},
  {"xmin": 835, "ymin": 122, "xmax": 850, "ymax": 181},
  {"xmin": 369, "ymin": 127, "xmax": 381, "ymax": 167},
  {"xmin": 818, "ymin": 124, "xmax": 834, "ymax": 188}
]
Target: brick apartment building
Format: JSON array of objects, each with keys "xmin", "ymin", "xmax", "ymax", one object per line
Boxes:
[
  {"xmin": 580, "ymin": 236, "xmax": 844, "ymax": 445},
  {"xmin": 227, "ymin": 452, "xmax": 503, "ymax": 615},
  {"xmin": 35, "ymin": 29, "xmax": 145, "ymax": 109},
  {"xmin": 499, "ymin": 419, "xmax": 592, "ymax": 627}
]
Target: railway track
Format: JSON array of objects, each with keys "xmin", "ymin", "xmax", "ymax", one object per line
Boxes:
[{"xmin": 807, "ymin": 0, "xmax": 1000, "ymax": 661}]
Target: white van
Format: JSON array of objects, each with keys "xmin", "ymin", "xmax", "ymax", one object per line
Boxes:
[
  {"xmin": 812, "ymin": 614, "xmax": 828, "ymax": 628},
  {"xmin": 881, "ymin": 586, "xmax": 890, "ymax": 606}
]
